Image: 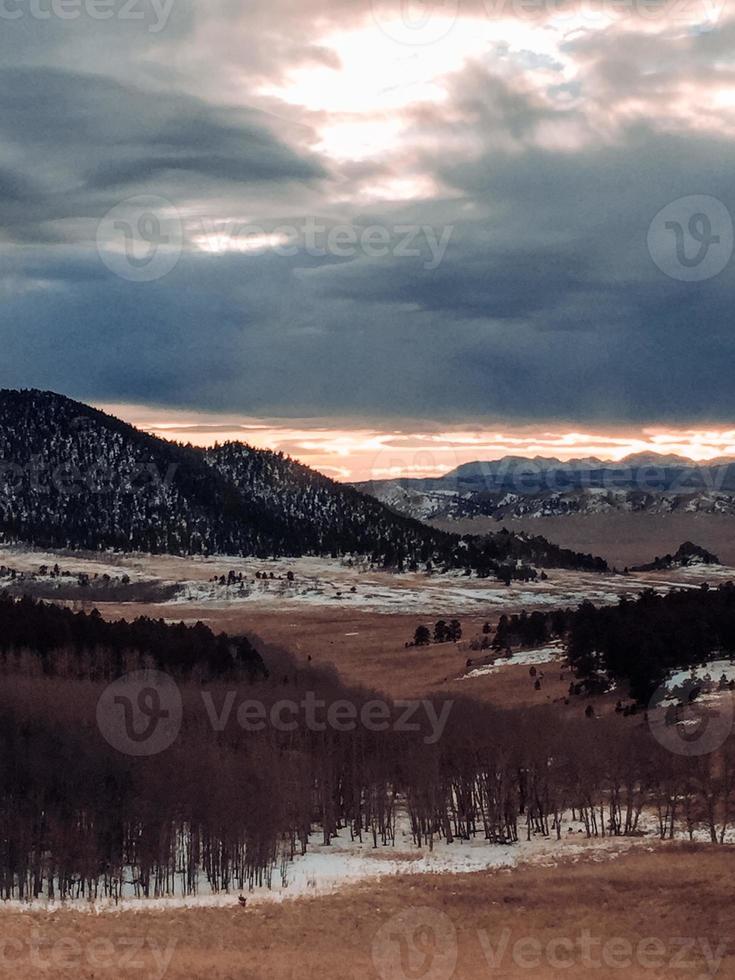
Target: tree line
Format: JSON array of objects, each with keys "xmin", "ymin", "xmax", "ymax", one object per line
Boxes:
[
  {"xmin": 565, "ymin": 583, "xmax": 735, "ymax": 702},
  {"xmin": 0, "ymin": 673, "xmax": 732, "ymax": 902},
  {"xmin": 0, "ymin": 593, "xmax": 732, "ymax": 900},
  {"xmin": 0, "ymin": 593, "xmax": 267, "ymax": 681},
  {"xmin": 410, "ymin": 586, "xmax": 735, "ymax": 708}
]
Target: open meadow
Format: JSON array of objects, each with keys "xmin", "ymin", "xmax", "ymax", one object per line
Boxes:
[
  {"xmin": 2, "ymin": 543, "xmax": 730, "ymax": 704},
  {"xmin": 1, "ymin": 845, "xmax": 733, "ymax": 979},
  {"xmin": 2, "ymin": 541, "xmax": 735, "ymax": 979}
]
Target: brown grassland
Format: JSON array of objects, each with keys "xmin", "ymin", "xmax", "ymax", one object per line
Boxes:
[
  {"xmin": 96, "ymin": 602, "xmax": 622, "ymax": 713},
  {"xmin": 0, "ymin": 844, "xmax": 732, "ymax": 979}
]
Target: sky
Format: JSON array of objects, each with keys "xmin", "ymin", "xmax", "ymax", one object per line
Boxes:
[
  {"xmin": 100, "ymin": 402, "xmax": 735, "ymax": 480},
  {"xmin": 2, "ymin": 0, "xmax": 734, "ymax": 479}
]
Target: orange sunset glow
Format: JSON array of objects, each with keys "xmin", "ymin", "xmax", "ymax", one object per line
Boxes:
[{"xmin": 99, "ymin": 403, "xmax": 735, "ymax": 483}]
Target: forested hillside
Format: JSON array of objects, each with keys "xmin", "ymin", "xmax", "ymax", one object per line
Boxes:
[
  {"xmin": 0, "ymin": 388, "xmax": 289, "ymax": 556},
  {"xmin": 566, "ymin": 583, "xmax": 735, "ymax": 701},
  {"xmin": 0, "ymin": 389, "xmax": 606, "ymax": 575},
  {"xmin": 205, "ymin": 440, "xmax": 463, "ymax": 565}
]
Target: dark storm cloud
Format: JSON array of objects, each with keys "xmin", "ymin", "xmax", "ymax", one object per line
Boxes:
[
  {"xmin": 1, "ymin": 3, "xmax": 734, "ymax": 424},
  {"xmin": 0, "ymin": 82, "xmax": 314, "ymax": 250},
  {"xmin": 0, "ymin": 67, "xmax": 324, "ymax": 198},
  {"xmin": 283, "ymin": 117, "xmax": 735, "ymax": 420},
  {"xmin": 0, "ymin": 166, "xmax": 37, "ymax": 203},
  {"xmin": 3, "ymin": 221, "xmax": 735, "ymax": 426}
]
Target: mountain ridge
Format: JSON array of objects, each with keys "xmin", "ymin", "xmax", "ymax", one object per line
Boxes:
[
  {"xmin": 0, "ymin": 389, "xmax": 607, "ymax": 577},
  {"xmin": 355, "ymin": 451, "xmax": 735, "ymax": 523},
  {"xmin": 442, "ymin": 451, "xmax": 735, "ymax": 481}
]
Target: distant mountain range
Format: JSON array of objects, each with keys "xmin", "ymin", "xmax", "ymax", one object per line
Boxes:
[
  {"xmin": 354, "ymin": 453, "xmax": 735, "ymax": 522},
  {"xmin": 0, "ymin": 390, "xmax": 606, "ymax": 576}
]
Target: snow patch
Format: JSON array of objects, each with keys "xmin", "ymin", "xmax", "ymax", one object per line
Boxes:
[{"xmin": 462, "ymin": 643, "xmax": 565, "ymax": 679}]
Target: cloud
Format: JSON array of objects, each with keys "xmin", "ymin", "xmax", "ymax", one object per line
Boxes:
[
  {"xmin": 1, "ymin": 73, "xmax": 323, "ymax": 263},
  {"xmin": 0, "ymin": 1, "xmax": 734, "ymax": 427}
]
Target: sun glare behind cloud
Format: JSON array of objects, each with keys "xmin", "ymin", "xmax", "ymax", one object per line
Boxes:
[{"xmin": 97, "ymin": 403, "xmax": 735, "ymax": 482}]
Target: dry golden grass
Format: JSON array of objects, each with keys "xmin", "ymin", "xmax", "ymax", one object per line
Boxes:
[
  {"xmin": 0, "ymin": 843, "xmax": 732, "ymax": 979},
  {"xmin": 97, "ymin": 602, "xmax": 623, "ymax": 717}
]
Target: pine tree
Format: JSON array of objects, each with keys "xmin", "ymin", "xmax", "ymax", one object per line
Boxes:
[{"xmin": 414, "ymin": 625, "xmax": 431, "ymax": 646}]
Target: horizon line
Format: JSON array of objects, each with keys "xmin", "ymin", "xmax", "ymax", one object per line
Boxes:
[{"xmin": 90, "ymin": 400, "xmax": 735, "ymax": 483}]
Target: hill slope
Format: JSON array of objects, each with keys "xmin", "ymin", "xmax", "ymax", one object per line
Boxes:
[
  {"xmin": 0, "ymin": 390, "xmax": 606, "ymax": 574},
  {"xmin": 630, "ymin": 540, "xmax": 721, "ymax": 572},
  {"xmin": 0, "ymin": 388, "xmax": 288, "ymax": 556}
]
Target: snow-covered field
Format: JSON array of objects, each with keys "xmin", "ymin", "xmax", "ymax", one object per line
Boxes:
[
  {"xmin": 2, "ymin": 544, "xmax": 731, "ymax": 616},
  {"xmin": 1, "ymin": 815, "xmax": 669, "ymax": 915}
]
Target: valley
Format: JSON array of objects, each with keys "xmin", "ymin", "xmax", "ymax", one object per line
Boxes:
[
  {"xmin": 1, "ymin": 395, "xmax": 735, "ymax": 979},
  {"xmin": 2, "ymin": 542, "xmax": 728, "ymax": 704},
  {"xmin": 432, "ymin": 511, "xmax": 735, "ymax": 570}
]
